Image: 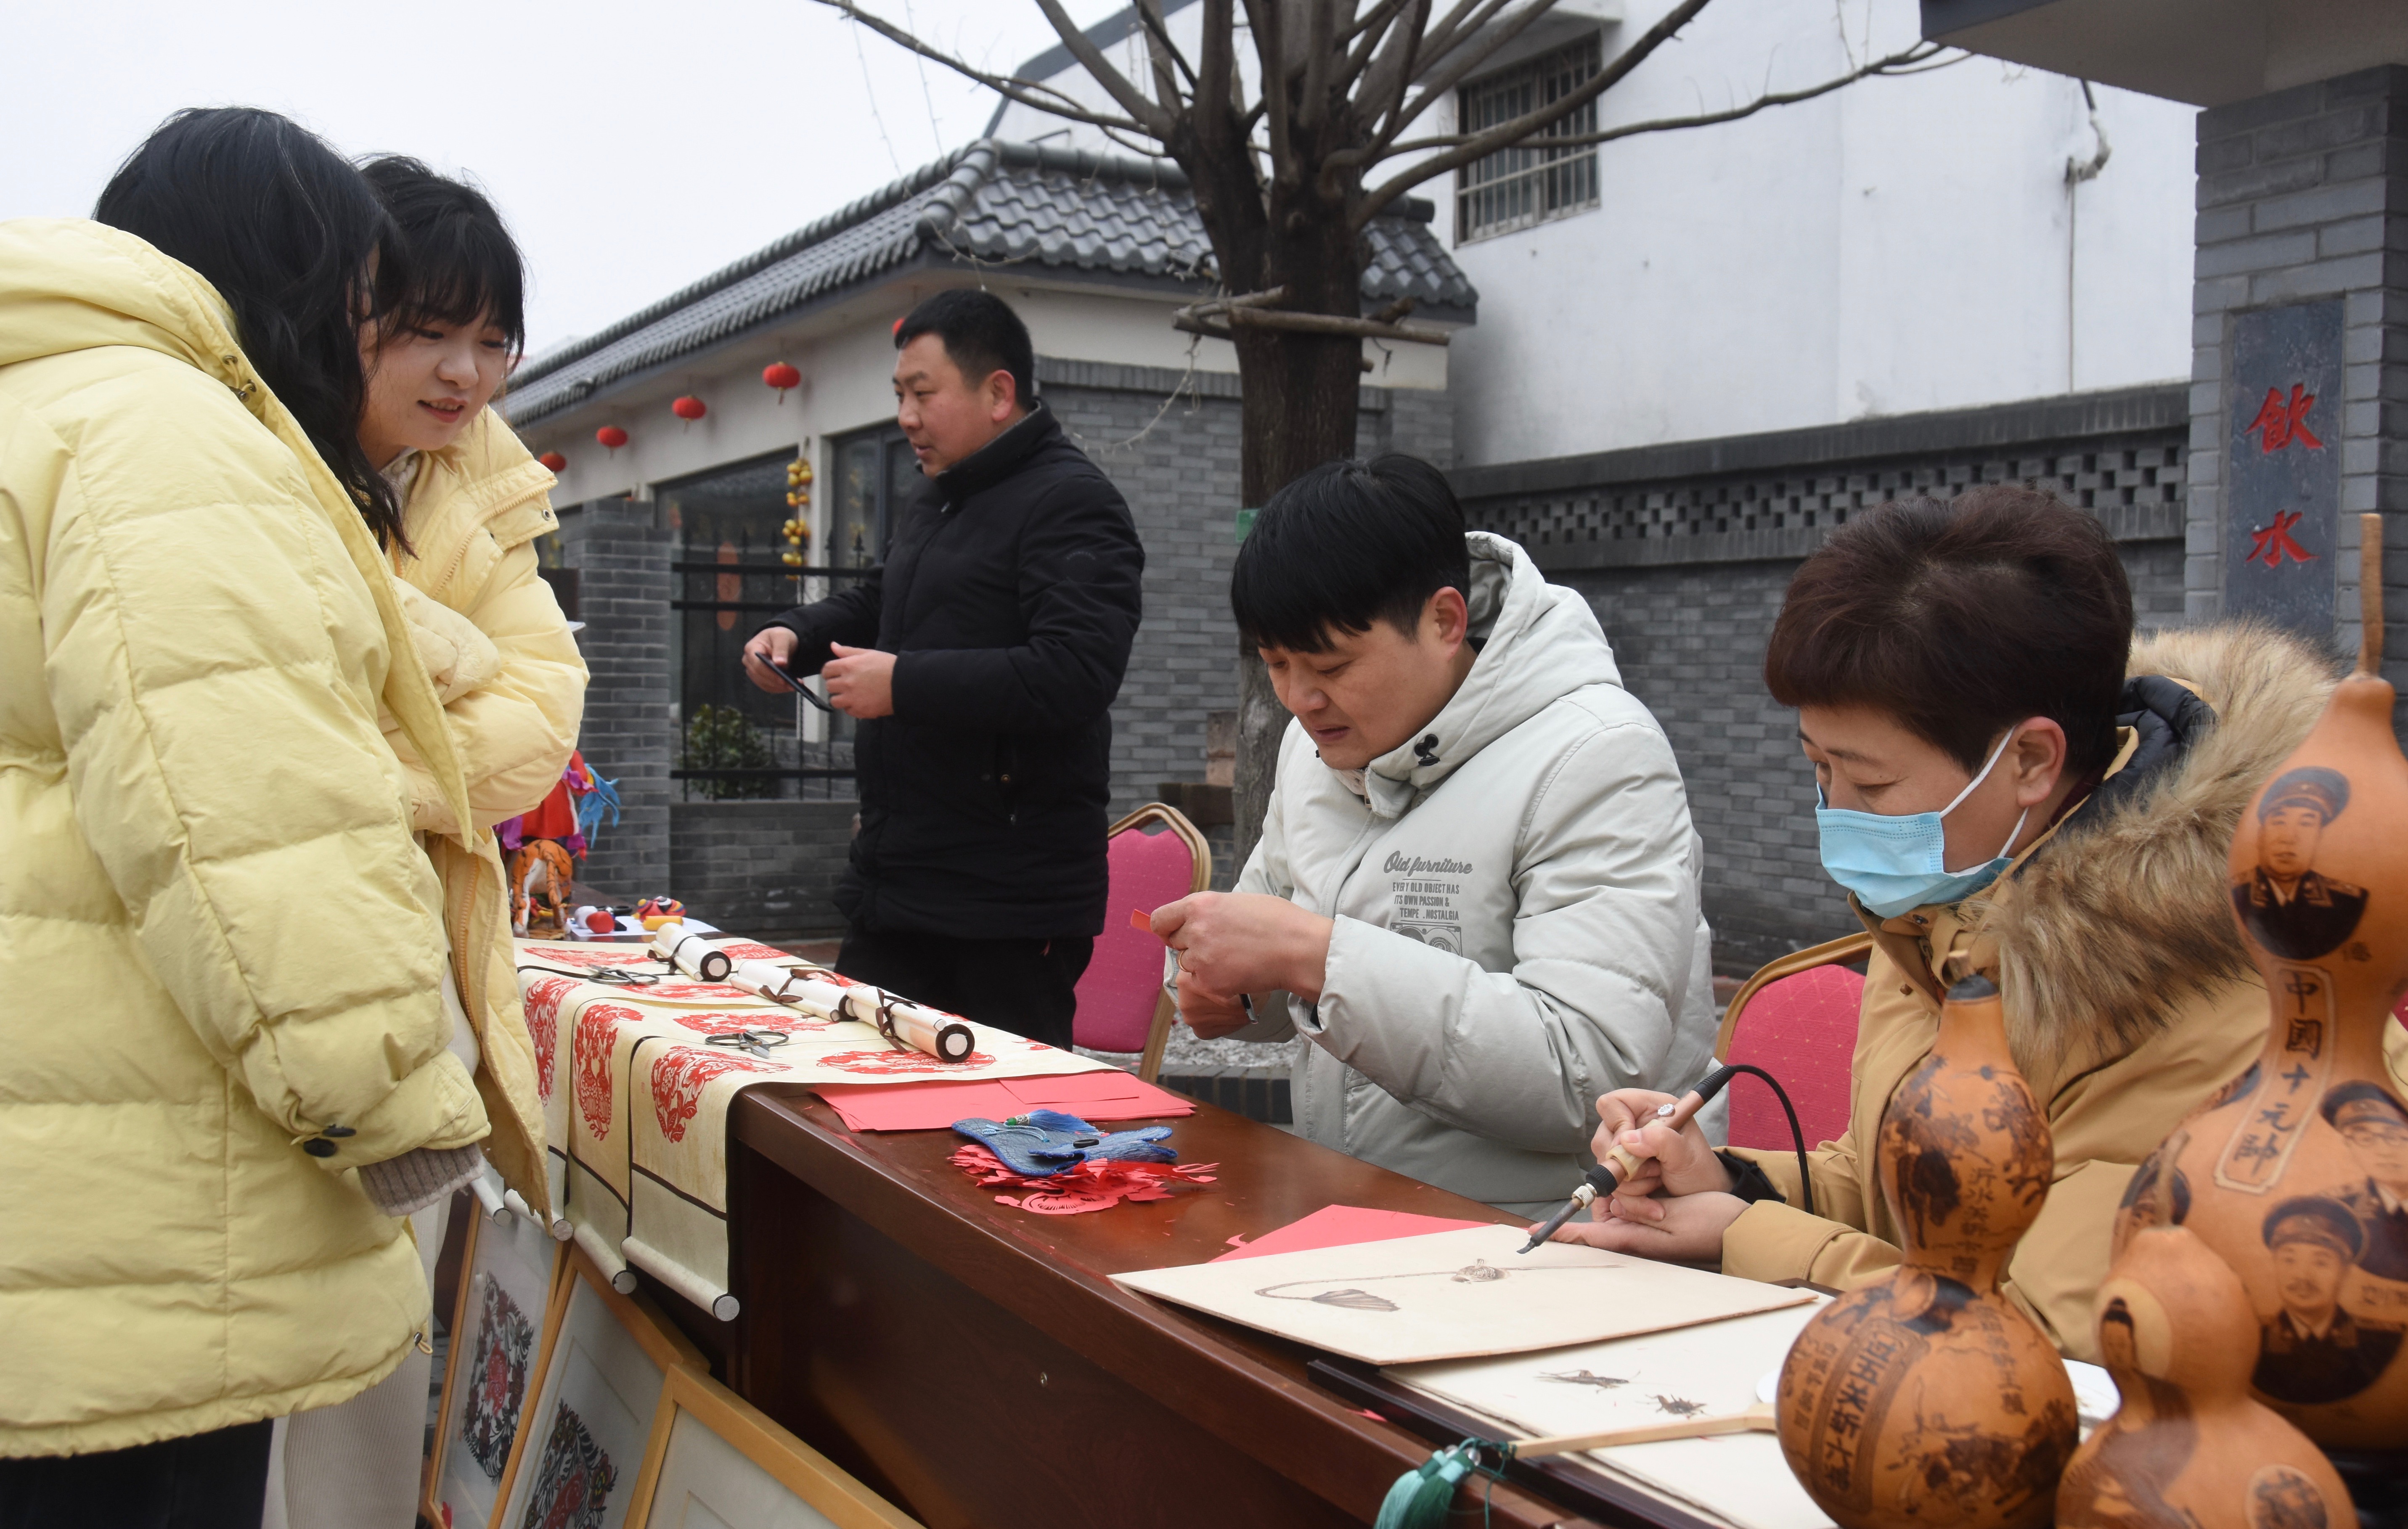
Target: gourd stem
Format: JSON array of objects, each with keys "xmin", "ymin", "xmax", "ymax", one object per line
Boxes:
[{"xmin": 2361, "ymin": 512, "xmax": 2385, "ymax": 677}]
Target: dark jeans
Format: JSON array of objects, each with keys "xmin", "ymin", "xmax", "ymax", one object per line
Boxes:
[
  {"xmin": 0, "ymin": 1420, "xmax": 270, "ymax": 1529},
  {"xmin": 837, "ymin": 928, "xmax": 1094, "ymax": 1050}
]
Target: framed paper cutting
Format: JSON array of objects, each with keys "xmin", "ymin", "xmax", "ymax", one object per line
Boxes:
[
  {"xmin": 491, "ymin": 1245, "xmax": 707, "ymax": 1529},
  {"xmin": 625, "ymin": 1368, "xmax": 922, "ymax": 1529},
  {"xmin": 426, "ymin": 1201, "xmax": 569, "ymax": 1529}
]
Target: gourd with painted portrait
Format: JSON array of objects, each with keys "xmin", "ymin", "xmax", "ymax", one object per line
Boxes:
[{"xmin": 2117, "ymin": 516, "xmax": 2408, "ymax": 1453}]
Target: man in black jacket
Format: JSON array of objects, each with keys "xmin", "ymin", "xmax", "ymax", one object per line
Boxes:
[{"xmin": 742, "ymin": 290, "xmax": 1144, "ymax": 1045}]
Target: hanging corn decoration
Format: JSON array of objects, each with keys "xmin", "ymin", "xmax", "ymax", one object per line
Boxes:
[{"xmin": 780, "ymin": 454, "xmax": 813, "ymax": 567}]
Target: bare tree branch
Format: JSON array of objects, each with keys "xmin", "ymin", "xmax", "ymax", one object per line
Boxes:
[
  {"xmin": 1380, "ymin": 40, "xmax": 1958, "ymax": 156},
  {"xmin": 1295, "ymin": 0, "xmax": 1344, "ymax": 135},
  {"xmin": 1028, "ymin": 0, "xmax": 1183, "ymax": 137},
  {"xmin": 1356, "ymin": 0, "xmax": 1433, "ymax": 135},
  {"xmin": 1355, "ymin": 0, "xmax": 1713, "ymax": 226},
  {"xmin": 1133, "ymin": 0, "xmax": 1199, "ymax": 95},
  {"xmin": 1375, "ymin": 0, "xmax": 1582, "ymax": 153},
  {"xmin": 1240, "ymin": 0, "xmax": 1302, "ymax": 190},
  {"xmin": 811, "ymin": 0, "xmax": 1157, "ymax": 138}
]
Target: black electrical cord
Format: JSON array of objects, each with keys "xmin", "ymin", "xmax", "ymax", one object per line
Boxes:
[{"xmin": 1693, "ymin": 1061, "xmax": 1815, "ymax": 1219}]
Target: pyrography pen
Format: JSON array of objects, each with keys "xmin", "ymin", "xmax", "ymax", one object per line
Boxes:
[{"xmin": 1517, "ymin": 1062, "xmax": 1813, "ymax": 1254}]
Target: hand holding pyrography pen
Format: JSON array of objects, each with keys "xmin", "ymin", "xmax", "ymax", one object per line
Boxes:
[{"xmin": 1518, "ymin": 1062, "xmax": 1814, "ymax": 1254}]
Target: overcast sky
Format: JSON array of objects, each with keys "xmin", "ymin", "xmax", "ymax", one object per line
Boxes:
[{"xmin": 3, "ymin": 0, "xmax": 1123, "ymax": 356}]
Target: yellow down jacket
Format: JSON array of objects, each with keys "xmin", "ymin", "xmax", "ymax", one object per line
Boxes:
[
  {"xmin": 0, "ymin": 219, "xmax": 488, "ymax": 1455},
  {"xmin": 383, "ymin": 409, "xmax": 585, "ymax": 1212}
]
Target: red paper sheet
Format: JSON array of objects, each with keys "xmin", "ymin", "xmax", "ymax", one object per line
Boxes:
[
  {"xmin": 814, "ymin": 1069, "xmax": 1195, "ymax": 1132},
  {"xmin": 1207, "ymin": 1204, "xmax": 1491, "ymax": 1262}
]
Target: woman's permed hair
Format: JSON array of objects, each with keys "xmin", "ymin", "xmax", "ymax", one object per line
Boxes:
[
  {"xmin": 1764, "ymin": 486, "xmax": 2135, "ymax": 777},
  {"xmin": 359, "ymin": 155, "xmax": 527, "ymax": 357},
  {"xmin": 94, "ymin": 107, "xmax": 410, "ymax": 549}
]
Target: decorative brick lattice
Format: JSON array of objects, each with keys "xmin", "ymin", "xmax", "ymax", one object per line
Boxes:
[{"xmin": 1473, "ymin": 442, "xmax": 2186, "ymax": 554}]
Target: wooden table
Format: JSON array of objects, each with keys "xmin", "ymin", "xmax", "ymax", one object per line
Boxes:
[{"xmin": 630, "ymin": 1087, "xmax": 1641, "ymax": 1528}]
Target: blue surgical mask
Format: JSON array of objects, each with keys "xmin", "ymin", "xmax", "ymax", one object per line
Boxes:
[{"xmin": 1815, "ymin": 732, "xmax": 2030, "ymax": 919}]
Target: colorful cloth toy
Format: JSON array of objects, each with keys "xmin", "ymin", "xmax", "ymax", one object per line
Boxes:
[
  {"xmin": 498, "ymin": 750, "xmax": 617, "ymax": 860},
  {"xmin": 950, "ymin": 1110, "xmax": 1177, "ymax": 1177}
]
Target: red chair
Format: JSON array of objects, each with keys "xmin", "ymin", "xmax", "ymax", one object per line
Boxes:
[
  {"xmin": 1714, "ymin": 933, "xmax": 1872, "ymax": 1153},
  {"xmin": 1073, "ymin": 803, "xmax": 1213, "ymax": 1083}
]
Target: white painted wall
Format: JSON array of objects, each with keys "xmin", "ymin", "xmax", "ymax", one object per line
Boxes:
[{"xmin": 991, "ymin": 0, "xmax": 2197, "ymax": 465}]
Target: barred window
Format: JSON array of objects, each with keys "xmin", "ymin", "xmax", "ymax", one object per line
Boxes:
[{"xmin": 1455, "ymin": 37, "xmax": 1603, "ymax": 242}]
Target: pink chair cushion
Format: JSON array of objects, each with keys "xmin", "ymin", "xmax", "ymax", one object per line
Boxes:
[
  {"xmin": 1073, "ymin": 823, "xmax": 1200, "ymax": 1052},
  {"xmin": 1722, "ymin": 964, "xmax": 1864, "ymax": 1153}
]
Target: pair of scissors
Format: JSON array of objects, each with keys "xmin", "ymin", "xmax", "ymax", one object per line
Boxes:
[
  {"xmin": 705, "ymin": 1029, "xmax": 792, "ymax": 1061},
  {"xmin": 517, "ymin": 961, "xmax": 662, "ymax": 987}
]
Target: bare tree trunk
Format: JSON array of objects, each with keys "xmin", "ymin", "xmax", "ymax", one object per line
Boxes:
[{"xmin": 1227, "ymin": 198, "xmax": 1365, "ymax": 874}]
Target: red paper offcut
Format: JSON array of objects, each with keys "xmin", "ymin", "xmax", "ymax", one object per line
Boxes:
[
  {"xmin": 814, "ymin": 1070, "xmax": 1193, "ymax": 1132},
  {"xmin": 1129, "ymin": 907, "xmax": 1156, "ymax": 934},
  {"xmin": 950, "ymin": 1141, "xmax": 1217, "ymax": 1215},
  {"xmin": 1207, "ymin": 1204, "xmax": 1491, "ymax": 1262}
]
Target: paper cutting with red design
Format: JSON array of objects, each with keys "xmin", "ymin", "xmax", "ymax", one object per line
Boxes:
[
  {"xmin": 573, "ymin": 1003, "xmax": 636, "ymax": 1138},
  {"xmin": 668, "ymin": 1011, "xmax": 834, "ymax": 1038},
  {"xmin": 950, "ymin": 1141, "xmax": 1218, "ymax": 1215},
  {"xmin": 650, "ymin": 1047, "xmax": 782, "ymax": 1144},
  {"xmin": 711, "ymin": 941, "xmax": 795, "ymax": 961},
  {"xmin": 636, "ymin": 982, "xmax": 762, "ymax": 1002},
  {"xmin": 818, "ymin": 1048, "xmax": 998, "ymax": 1075}
]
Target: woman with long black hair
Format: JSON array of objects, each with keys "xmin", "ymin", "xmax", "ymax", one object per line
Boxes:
[{"xmin": 0, "ymin": 108, "xmax": 488, "ymax": 1525}]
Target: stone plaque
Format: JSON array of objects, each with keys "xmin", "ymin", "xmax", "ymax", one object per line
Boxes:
[{"xmin": 2226, "ymin": 300, "xmax": 2343, "ymax": 634}]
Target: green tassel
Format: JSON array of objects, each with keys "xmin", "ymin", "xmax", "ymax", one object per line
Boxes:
[{"xmin": 1374, "ymin": 1441, "xmax": 1478, "ymax": 1529}]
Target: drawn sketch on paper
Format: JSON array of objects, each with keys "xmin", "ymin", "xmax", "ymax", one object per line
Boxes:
[
  {"xmin": 1392, "ymin": 1302, "xmax": 1837, "ymax": 1529},
  {"xmin": 1111, "ymin": 1224, "xmax": 1811, "ymax": 1366}
]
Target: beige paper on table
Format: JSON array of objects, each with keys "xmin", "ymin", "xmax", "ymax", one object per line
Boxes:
[
  {"xmin": 1109, "ymin": 1224, "xmax": 1811, "ymax": 1366},
  {"xmin": 1391, "ymin": 1301, "xmax": 1834, "ymax": 1529}
]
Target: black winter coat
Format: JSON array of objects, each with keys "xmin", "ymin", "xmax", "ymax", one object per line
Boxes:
[{"xmin": 763, "ymin": 403, "xmax": 1143, "ymax": 938}]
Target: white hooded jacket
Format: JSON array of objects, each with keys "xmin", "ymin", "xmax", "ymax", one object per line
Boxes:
[{"xmin": 1211, "ymin": 532, "xmax": 1721, "ymax": 1211}]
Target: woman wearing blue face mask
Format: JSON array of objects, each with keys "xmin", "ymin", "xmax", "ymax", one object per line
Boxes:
[{"xmin": 1549, "ymin": 486, "xmax": 2408, "ymax": 1361}]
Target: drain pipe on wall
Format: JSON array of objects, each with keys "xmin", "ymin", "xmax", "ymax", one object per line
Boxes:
[{"xmin": 2065, "ymin": 79, "xmax": 2113, "ymax": 393}]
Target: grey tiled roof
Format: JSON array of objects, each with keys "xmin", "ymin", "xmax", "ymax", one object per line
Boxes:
[{"xmin": 506, "ymin": 139, "xmax": 1476, "ymax": 426}]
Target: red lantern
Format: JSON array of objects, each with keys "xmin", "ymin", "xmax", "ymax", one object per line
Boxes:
[
  {"xmin": 671, "ymin": 395, "xmax": 707, "ymax": 423},
  {"xmin": 596, "ymin": 426, "xmax": 628, "ymax": 453},
  {"xmin": 537, "ymin": 450, "xmax": 567, "ymax": 472},
  {"xmin": 762, "ymin": 362, "xmax": 800, "ymax": 403}
]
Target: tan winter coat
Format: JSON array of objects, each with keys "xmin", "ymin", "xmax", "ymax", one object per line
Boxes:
[
  {"xmin": 1726, "ymin": 624, "xmax": 2408, "ymax": 1361},
  {"xmin": 382, "ymin": 409, "xmax": 585, "ymax": 1212}
]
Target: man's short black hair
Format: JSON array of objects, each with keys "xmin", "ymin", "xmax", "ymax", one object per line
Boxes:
[
  {"xmin": 1231, "ymin": 454, "xmax": 1471, "ymax": 653},
  {"xmin": 896, "ymin": 288, "xmax": 1034, "ymax": 407}
]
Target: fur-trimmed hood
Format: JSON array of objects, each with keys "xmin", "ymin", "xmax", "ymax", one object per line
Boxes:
[{"xmin": 1973, "ymin": 622, "xmax": 2336, "ymax": 1073}]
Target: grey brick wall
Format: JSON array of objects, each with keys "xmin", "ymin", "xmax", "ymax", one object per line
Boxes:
[
  {"xmin": 668, "ymin": 800, "xmax": 856, "ymax": 939},
  {"xmin": 1456, "ymin": 385, "xmax": 2191, "ymax": 975},
  {"xmin": 559, "ymin": 498, "xmax": 673, "ymax": 895},
  {"xmin": 2187, "ymin": 66, "xmax": 2408, "ymax": 711},
  {"xmin": 1041, "ymin": 357, "xmax": 1454, "ymax": 824}
]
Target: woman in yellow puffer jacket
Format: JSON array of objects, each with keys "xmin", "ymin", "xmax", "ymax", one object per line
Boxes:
[
  {"xmin": 259, "ymin": 158, "xmax": 586, "ymax": 1529},
  {"xmin": 0, "ymin": 110, "xmax": 489, "ymax": 1520}
]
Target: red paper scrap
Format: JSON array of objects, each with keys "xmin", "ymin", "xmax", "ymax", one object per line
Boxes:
[
  {"xmin": 950, "ymin": 1141, "xmax": 1217, "ymax": 1215},
  {"xmin": 1129, "ymin": 907, "xmax": 1155, "ymax": 934},
  {"xmin": 814, "ymin": 1070, "xmax": 1195, "ymax": 1132},
  {"xmin": 1206, "ymin": 1204, "xmax": 1491, "ymax": 1262}
]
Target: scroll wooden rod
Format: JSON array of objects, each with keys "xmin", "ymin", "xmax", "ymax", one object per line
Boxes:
[{"xmin": 1507, "ymin": 1402, "xmax": 1777, "ymax": 1458}]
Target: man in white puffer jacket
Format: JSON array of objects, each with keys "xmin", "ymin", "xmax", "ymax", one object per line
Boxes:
[{"xmin": 1155, "ymin": 455, "xmax": 1721, "ymax": 1215}]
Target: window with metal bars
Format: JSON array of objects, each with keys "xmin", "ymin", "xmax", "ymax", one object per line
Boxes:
[{"xmin": 1455, "ymin": 37, "xmax": 1603, "ymax": 242}]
